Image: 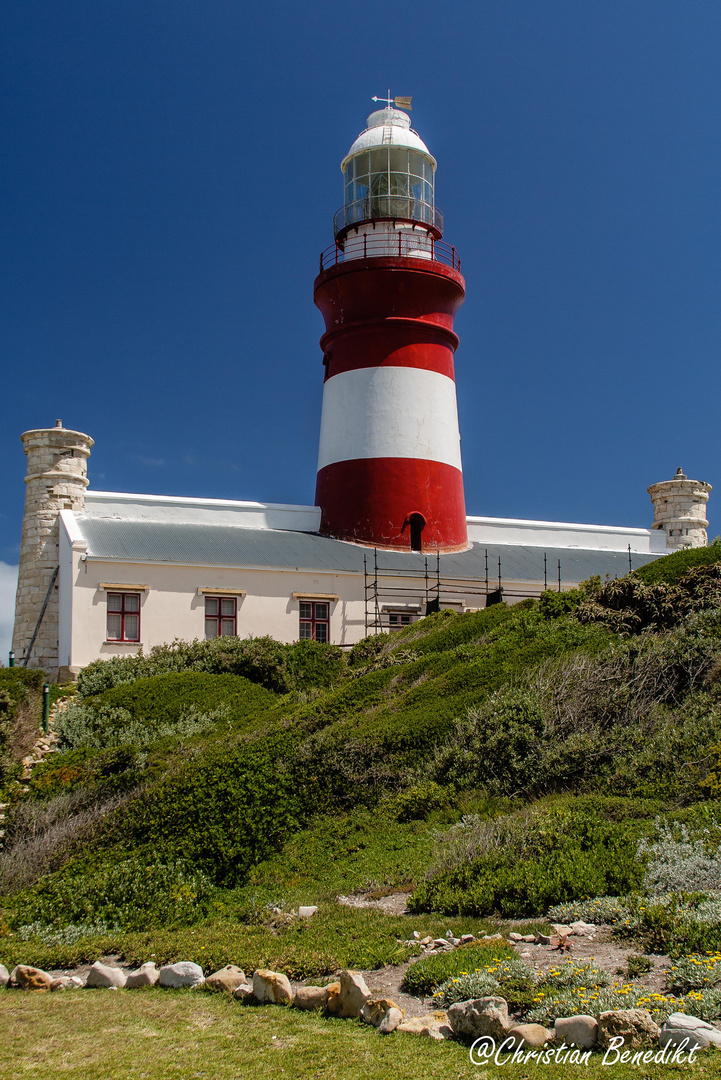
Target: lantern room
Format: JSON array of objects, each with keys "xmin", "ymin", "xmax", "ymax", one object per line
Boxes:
[{"xmin": 333, "ymin": 108, "xmax": 443, "ymax": 257}]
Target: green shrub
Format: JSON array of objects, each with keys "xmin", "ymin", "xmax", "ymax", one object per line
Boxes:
[
  {"xmin": 8, "ymin": 853, "xmax": 215, "ymax": 931},
  {"xmin": 401, "ymin": 942, "xmax": 515, "ymax": 996},
  {"xmin": 383, "ymin": 782, "xmax": 450, "ymax": 822},
  {"xmin": 76, "ymin": 636, "xmax": 345, "ymax": 697},
  {"xmin": 409, "ymin": 803, "xmax": 647, "ymax": 917},
  {"xmin": 626, "ymin": 953, "xmax": 653, "ymax": 978},
  {"xmin": 633, "ymin": 539, "xmax": 721, "ymax": 586},
  {"xmin": 666, "ymin": 953, "xmax": 721, "ymax": 994},
  {"xmin": 433, "ymin": 953, "xmax": 534, "ymax": 1008}
]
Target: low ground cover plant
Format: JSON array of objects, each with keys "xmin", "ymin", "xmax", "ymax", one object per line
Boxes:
[{"xmin": 401, "ymin": 942, "xmax": 515, "ymax": 996}]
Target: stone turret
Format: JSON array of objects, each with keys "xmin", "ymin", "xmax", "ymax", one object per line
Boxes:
[
  {"xmin": 12, "ymin": 421, "xmax": 93, "ymax": 676},
  {"xmin": 648, "ymin": 467, "xmax": 712, "ymax": 551}
]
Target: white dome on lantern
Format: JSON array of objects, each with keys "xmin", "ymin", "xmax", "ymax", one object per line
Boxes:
[{"xmin": 341, "ymin": 108, "xmax": 436, "ymax": 172}]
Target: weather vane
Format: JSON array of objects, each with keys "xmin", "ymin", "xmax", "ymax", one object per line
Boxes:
[{"xmin": 372, "ymin": 90, "xmax": 412, "ymax": 110}]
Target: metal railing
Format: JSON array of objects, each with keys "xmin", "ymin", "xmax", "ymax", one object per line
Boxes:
[
  {"xmin": 319, "ymin": 232, "xmax": 461, "ymax": 272},
  {"xmin": 334, "ymin": 197, "xmax": 443, "ymax": 238}
]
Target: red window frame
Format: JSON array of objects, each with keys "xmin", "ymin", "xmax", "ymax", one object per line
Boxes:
[
  {"xmin": 106, "ymin": 592, "xmax": 141, "ymax": 642},
  {"xmin": 299, "ymin": 601, "xmax": 329, "ymax": 643},
  {"xmin": 204, "ymin": 596, "xmax": 238, "ymax": 638}
]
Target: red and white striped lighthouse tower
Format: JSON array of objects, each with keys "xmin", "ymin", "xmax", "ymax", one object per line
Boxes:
[{"xmin": 314, "ymin": 98, "xmax": 468, "ymax": 553}]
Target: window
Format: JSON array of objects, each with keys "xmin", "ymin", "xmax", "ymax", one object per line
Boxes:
[
  {"xmin": 205, "ymin": 596, "xmax": 237, "ymax": 638},
  {"xmin": 299, "ymin": 601, "xmax": 329, "ymax": 642},
  {"xmin": 387, "ymin": 611, "xmax": 416, "ymax": 630},
  {"xmin": 107, "ymin": 592, "xmax": 140, "ymax": 642}
]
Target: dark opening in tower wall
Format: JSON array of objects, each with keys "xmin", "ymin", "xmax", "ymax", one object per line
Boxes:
[{"xmin": 409, "ymin": 512, "xmax": 425, "ymax": 552}]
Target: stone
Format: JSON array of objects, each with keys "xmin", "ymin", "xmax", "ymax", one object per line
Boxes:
[
  {"xmin": 379, "ymin": 1007, "xmax": 404, "ymax": 1034},
  {"xmin": 460, "ymin": 934, "xmax": 475, "ymax": 945},
  {"xmin": 335, "ymin": 970, "xmax": 371, "ymax": 1018},
  {"xmin": 0, "ymin": 964, "xmax": 9, "ymax": 988},
  {"xmin": 433, "ymin": 938, "xmax": 453, "ymax": 949},
  {"xmin": 11, "ymin": 965, "xmax": 53, "ymax": 991},
  {"xmin": 125, "ymin": 962, "xmax": 160, "ymax": 988},
  {"xmin": 412, "ymin": 931, "xmax": 420, "ymax": 940},
  {"xmin": 554, "ymin": 1014, "xmax": 598, "ymax": 1049},
  {"xmin": 298, "ymin": 906, "xmax": 318, "ymax": 919},
  {"xmin": 360, "ymin": 998, "xmax": 404, "ymax": 1027},
  {"xmin": 252, "ymin": 969, "xmax": 293, "ymax": 1005},
  {"xmin": 508, "ymin": 932, "xmax": 524, "ymax": 942},
  {"xmin": 294, "ymin": 985, "xmax": 330, "ymax": 1011},
  {"xmin": 204, "ymin": 965, "xmax": 247, "ymax": 992},
  {"xmin": 534, "ymin": 933, "xmax": 552, "ymax": 945},
  {"xmin": 448, "ymin": 997, "xmax": 511, "ymax": 1042},
  {"xmin": 50, "ymin": 976, "xmax": 83, "ymax": 991},
  {"xmin": 85, "ymin": 961, "xmax": 127, "ymax": 989},
  {"xmin": 158, "ymin": 962, "xmax": 205, "ymax": 989},
  {"xmin": 522, "ymin": 934, "xmax": 536, "ymax": 943},
  {"xmin": 552, "ymin": 925, "xmax": 574, "ymax": 936},
  {"xmin": 233, "ymin": 983, "xmax": 254, "ymax": 1000},
  {"xmin": 570, "ymin": 921, "xmax": 596, "ymax": 936},
  {"xmin": 659, "ymin": 1013, "xmax": 721, "ymax": 1051},
  {"xmin": 598, "ymin": 1009, "xmax": 660, "ymax": 1050},
  {"xmin": 481, "ymin": 933, "xmax": 504, "ymax": 942},
  {"xmin": 507, "ymin": 1024, "xmax": 550, "ymax": 1049},
  {"xmin": 397, "ymin": 1016, "xmax": 450, "ymax": 1039},
  {"xmin": 324, "ymin": 981, "xmax": 342, "ymax": 1015}
]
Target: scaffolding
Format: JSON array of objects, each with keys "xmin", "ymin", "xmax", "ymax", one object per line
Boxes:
[{"xmin": 361, "ymin": 546, "xmax": 621, "ymax": 635}]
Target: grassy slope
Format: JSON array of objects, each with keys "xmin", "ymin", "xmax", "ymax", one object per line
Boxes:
[{"xmin": 2, "ymin": 549, "xmax": 721, "ymax": 974}]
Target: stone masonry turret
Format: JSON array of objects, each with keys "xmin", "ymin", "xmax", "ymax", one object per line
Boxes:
[
  {"xmin": 12, "ymin": 421, "xmax": 93, "ymax": 676},
  {"xmin": 648, "ymin": 467, "xmax": 712, "ymax": 551}
]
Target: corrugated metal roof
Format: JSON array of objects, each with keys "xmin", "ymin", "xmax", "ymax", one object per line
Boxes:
[{"xmin": 77, "ymin": 518, "xmax": 661, "ymax": 583}]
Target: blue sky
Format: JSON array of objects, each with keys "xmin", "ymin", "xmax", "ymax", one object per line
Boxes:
[{"xmin": 2, "ymin": 1, "xmax": 721, "ymax": 653}]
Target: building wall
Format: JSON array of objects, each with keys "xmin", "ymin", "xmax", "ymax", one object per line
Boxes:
[{"xmin": 59, "ymin": 516, "xmax": 552, "ymax": 669}]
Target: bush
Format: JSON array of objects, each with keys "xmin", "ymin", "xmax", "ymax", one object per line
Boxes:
[
  {"xmin": 433, "ymin": 953, "xmax": 534, "ymax": 1008},
  {"xmin": 576, "ymin": 563, "xmax": 721, "ymax": 635},
  {"xmin": 639, "ymin": 818, "xmax": 721, "ymax": 893},
  {"xmin": 666, "ymin": 953, "xmax": 721, "ymax": 994},
  {"xmin": 633, "ymin": 539, "xmax": 721, "ymax": 586},
  {"xmin": 8, "ymin": 853, "xmax": 216, "ymax": 931},
  {"xmin": 383, "ymin": 782, "xmax": 451, "ymax": 822},
  {"xmin": 0, "ymin": 667, "xmax": 45, "ymax": 786},
  {"xmin": 76, "ymin": 636, "xmax": 345, "ymax": 697},
  {"xmin": 401, "ymin": 942, "xmax": 515, "ymax": 996},
  {"xmin": 409, "ymin": 802, "xmax": 647, "ymax": 917}
]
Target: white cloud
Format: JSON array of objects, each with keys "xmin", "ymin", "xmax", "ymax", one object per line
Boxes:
[{"xmin": 0, "ymin": 563, "xmax": 18, "ymax": 665}]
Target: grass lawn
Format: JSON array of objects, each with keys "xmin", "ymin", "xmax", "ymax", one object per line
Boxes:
[{"xmin": 1, "ymin": 991, "xmax": 721, "ymax": 1080}]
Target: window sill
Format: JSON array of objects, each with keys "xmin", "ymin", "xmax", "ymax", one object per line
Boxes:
[{"xmin": 104, "ymin": 640, "xmax": 143, "ymax": 646}]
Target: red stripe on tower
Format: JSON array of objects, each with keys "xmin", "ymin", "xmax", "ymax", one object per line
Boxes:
[{"xmin": 314, "ymin": 102, "xmax": 468, "ymax": 552}]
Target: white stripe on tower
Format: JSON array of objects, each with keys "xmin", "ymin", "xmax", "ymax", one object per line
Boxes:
[{"xmin": 316, "ymin": 366, "xmax": 463, "ymax": 473}]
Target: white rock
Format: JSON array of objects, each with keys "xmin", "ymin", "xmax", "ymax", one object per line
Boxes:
[
  {"xmin": 298, "ymin": 906, "xmax": 318, "ymax": 919},
  {"xmin": 552, "ymin": 924, "xmax": 574, "ymax": 936},
  {"xmin": 379, "ymin": 1007, "xmax": 404, "ymax": 1034},
  {"xmin": 126, "ymin": 962, "xmax": 160, "ymax": 988},
  {"xmin": 460, "ymin": 934, "xmax": 475, "ymax": 945},
  {"xmin": 659, "ymin": 1013, "xmax": 721, "ymax": 1051},
  {"xmin": 336, "ymin": 970, "xmax": 371, "ymax": 1018},
  {"xmin": 448, "ymin": 997, "xmax": 511, "ymax": 1041},
  {"xmin": 570, "ymin": 921, "xmax": 596, "ymax": 936},
  {"xmin": 85, "ymin": 961, "xmax": 127, "ymax": 989},
  {"xmin": 158, "ymin": 962, "xmax": 205, "ymax": 989},
  {"xmin": 554, "ymin": 1014, "xmax": 598, "ymax": 1049},
  {"xmin": 433, "ymin": 938, "xmax": 452, "ymax": 949},
  {"xmin": 0, "ymin": 964, "xmax": 9, "ymax": 988},
  {"xmin": 233, "ymin": 983, "xmax": 254, "ymax": 1000}
]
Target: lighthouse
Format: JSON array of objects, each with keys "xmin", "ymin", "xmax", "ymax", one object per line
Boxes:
[{"xmin": 314, "ymin": 99, "xmax": 468, "ymax": 552}]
